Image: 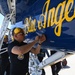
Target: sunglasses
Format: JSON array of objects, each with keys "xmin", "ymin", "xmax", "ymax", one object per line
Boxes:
[{"xmin": 17, "ymin": 32, "xmax": 25, "ymax": 36}]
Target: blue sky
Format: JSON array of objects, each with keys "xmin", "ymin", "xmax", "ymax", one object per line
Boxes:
[
  {"xmin": 0, "ymin": 14, "xmax": 4, "ymax": 26},
  {"xmin": 0, "ymin": 14, "xmax": 11, "ymax": 28}
]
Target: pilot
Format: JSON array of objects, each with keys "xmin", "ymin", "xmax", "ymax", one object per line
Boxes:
[
  {"xmin": 8, "ymin": 27, "xmax": 46, "ymax": 75},
  {"xmin": 51, "ymin": 51, "xmax": 61, "ymax": 75},
  {"xmin": 37, "ymin": 49, "xmax": 50, "ymax": 75},
  {"xmin": 0, "ymin": 35, "xmax": 10, "ymax": 75}
]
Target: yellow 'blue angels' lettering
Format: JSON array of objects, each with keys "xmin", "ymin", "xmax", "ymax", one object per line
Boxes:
[{"xmin": 24, "ymin": 0, "xmax": 75, "ymax": 36}]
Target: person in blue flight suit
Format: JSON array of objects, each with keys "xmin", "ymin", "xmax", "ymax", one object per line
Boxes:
[
  {"xmin": 8, "ymin": 27, "xmax": 46, "ymax": 75},
  {"xmin": 0, "ymin": 35, "xmax": 10, "ymax": 75},
  {"xmin": 51, "ymin": 51, "xmax": 62, "ymax": 75},
  {"xmin": 37, "ymin": 49, "xmax": 50, "ymax": 75}
]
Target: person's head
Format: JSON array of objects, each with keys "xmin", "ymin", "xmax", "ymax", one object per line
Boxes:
[
  {"xmin": 4, "ymin": 35, "xmax": 8, "ymax": 42},
  {"xmin": 12, "ymin": 27, "xmax": 25, "ymax": 42}
]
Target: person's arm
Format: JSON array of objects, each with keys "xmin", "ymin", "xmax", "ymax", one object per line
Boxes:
[
  {"xmin": 31, "ymin": 44, "xmax": 41, "ymax": 54},
  {"xmin": 11, "ymin": 36, "xmax": 39, "ymax": 55},
  {"xmin": 31, "ymin": 34, "xmax": 46, "ymax": 54}
]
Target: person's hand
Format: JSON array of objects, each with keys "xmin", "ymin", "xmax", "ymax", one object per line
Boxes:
[
  {"xmin": 39, "ymin": 34, "xmax": 46, "ymax": 44},
  {"xmin": 35, "ymin": 36, "xmax": 39, "ymax": 42}
]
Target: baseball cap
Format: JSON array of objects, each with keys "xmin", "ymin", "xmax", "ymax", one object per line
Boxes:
[{"xmin": 12, "ymin": 28, "xmax": 25, "ymax": 35}]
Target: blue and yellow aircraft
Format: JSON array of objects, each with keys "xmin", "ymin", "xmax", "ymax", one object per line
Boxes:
[{"xmin": 0, "ymin": 0, "xmax": 75, "ymax": 73}]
